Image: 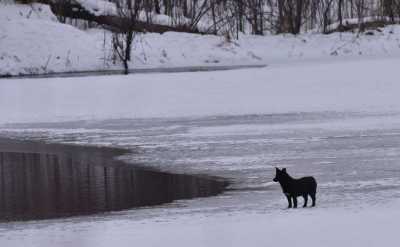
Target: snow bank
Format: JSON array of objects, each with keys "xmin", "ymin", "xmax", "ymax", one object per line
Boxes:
[
  {"xmin": 0, "ymin": 3, "xmax": 262, "ymax": 76},
  {"xmin": 239, "ymin": 25, "xmax": 400, "ymax": 62},
  {"xmin": 2, "ymin": 3, "xmax": 400, "ymax": 76},
  {"xmin": 1, "ymin": 57, "xmax": 400, "ymax": 124},
  {"xmin": 0, "ymin": 3, "xmax": 107, "ymax": 75},
  {"xmin": 0, "ymin": 2, "xmax": 57, "ymax": 22},
  {"xmin": 326, "ymin": 16, "xmax": 400, "ymax": 31},
  {"xmin": 0, "ymin": 20, "xmax": 107, "ymax": 75}
]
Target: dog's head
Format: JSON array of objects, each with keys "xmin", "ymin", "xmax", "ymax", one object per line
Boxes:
[{"xmin": 273, "ymin": 167, "xmax": 287, "ymax": 182}]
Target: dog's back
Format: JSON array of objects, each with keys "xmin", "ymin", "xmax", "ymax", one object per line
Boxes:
[{"xmin": 292, "ymin": 176, "xmax": 317, "ymax": 196}]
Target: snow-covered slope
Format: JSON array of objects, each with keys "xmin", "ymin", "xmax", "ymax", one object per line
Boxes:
[
  {"xmin": 0, "ymin": 2, "xmax": 57, "ymax": 21},
  {"xmin": 0, "ymin": 3, "xmax": 109, "ymax": 75},
  {"xmin": 1, "ymin": 3, "xmax": 400, "ymax": 76}
]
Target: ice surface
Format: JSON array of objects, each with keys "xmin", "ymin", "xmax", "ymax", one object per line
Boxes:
[
  {"xmin": 1, "ymin": 66, "xmax": 400, "ymax": 246},
  {"xmin": 1, "ymin": 57, "xmax": 400, "ymax": 124},
  {"xmin": 1, "ymin": 112, "xmax": 400, "ymax": 246}
]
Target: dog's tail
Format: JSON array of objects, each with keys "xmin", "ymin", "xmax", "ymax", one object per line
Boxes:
[{"xmin": 311, "ymin": 177, "xmax": 317, "ymax": 194}]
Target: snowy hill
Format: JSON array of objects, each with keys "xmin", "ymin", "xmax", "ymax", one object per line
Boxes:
[{"xmin": 1, "ymin": 2, "xmax": 400, "ymax": 76}]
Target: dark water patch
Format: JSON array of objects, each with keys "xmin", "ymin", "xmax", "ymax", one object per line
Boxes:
[{"xmin": 0, "ymin": 138, "xmax": 228, "ymax": 222}]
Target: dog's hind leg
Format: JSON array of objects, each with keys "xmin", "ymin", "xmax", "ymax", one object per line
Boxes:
[
  {"xmin": 302, "ymin": 194, "xmax": 308, "ymax": 207},
  {"xmin": 292, "ymin": 196, "xmax": 297, "ymax": 208},
  {"xmin": 286, "ymin": 195, "xmax": 292, "ymax": 208},
  {"xmin": 310, "ymin": 193, "xmax": 316, "ymax": 207}
]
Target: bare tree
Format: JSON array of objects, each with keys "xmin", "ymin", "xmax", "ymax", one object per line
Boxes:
[{"xmin": 112, "ymin": 0, "xmax": 142, "ymax": 74}]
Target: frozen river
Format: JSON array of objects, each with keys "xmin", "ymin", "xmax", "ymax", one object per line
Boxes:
[
  {"xmin": 1, "ymin": 56, "xmax": 400, "ymax": 247},
  {"xmin": 1, "ymin": 111, "xmax": 400, "ymax": 222}
]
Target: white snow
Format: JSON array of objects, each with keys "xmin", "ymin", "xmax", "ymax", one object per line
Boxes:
[
  {"xmin": 0, "ymin": 3, "xmax": 108, "ymax": 75},
  {"xmin": 1, "ymin": 198, "xmax": 399, "ymax": 247},
  {"xmin": 75, "ymin": 0, "xmax": 117, "ymax": 16},
  {"xmin": 0, "ymin": 2, "xmax": 58, "ymax": 22},
  {"xmin": 1, "ymin": 57, "xmax": 400, "ymax": 125}
]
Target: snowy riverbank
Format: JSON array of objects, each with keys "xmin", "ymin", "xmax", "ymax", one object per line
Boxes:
[{"xmin": 2, "ymin": 3, "xmax": 400, "ymax": 76}]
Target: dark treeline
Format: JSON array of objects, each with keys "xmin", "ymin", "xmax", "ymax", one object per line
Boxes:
[
  {"xmin": 107, "ymin": 0, "xmax": 400, "ymax": 36},
  {"xmin": 20, "ymin": 0, "xmax": 400, "ymax": 36}
]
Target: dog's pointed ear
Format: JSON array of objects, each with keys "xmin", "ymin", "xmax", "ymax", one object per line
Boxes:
[
  {"xmin": 282, "ymin": 168, "xmax": 287, "ymax": 173},
  {"xmin": 275, "ymin": 167, "xmax": 280, "ymax": 171}
]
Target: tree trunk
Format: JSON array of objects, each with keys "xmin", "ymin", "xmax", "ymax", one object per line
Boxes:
[
  {"xmin": 294, "ymin": 0, "xmax": 304, "ymax": 34},
  {"xmin": 338, "ymin": 0, "xmax": 343, "ymax": 29}
]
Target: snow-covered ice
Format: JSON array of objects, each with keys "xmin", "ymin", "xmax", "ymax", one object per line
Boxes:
[
  {"xmin": 1, "ymin": 56, "xmax": 400, "ymax": 246},
  {"xmin": 1, "ymin": 198, "xmax": 400, "ymax": 247},
  {"xmin": 2, "ymin": 110, "xmax": 400, "ymax": 247},
  {"xmin": 1, "ymin": 57, "xmax": 400, "ymax": 124}
]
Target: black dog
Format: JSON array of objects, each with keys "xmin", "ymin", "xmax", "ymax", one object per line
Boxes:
[{"xmin": 273, "ymin": 167, "xmax": 317, "ymax": 208}]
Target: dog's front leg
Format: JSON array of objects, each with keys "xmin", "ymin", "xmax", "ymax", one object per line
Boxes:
[{"xmin": 286, "ymin": 194, "xmax": 292, "ymax": 208}]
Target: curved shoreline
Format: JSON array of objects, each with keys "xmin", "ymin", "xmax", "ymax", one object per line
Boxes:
[
  {"xmin": 0, "ymin": 64, "xmax": 266, "ymax": 80},
  {"xmin": 0, "ymin": 137, "xmax": 229, "ymax": 222}
]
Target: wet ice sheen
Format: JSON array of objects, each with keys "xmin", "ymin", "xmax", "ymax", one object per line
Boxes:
[{"xmin": 0, "ymin": 139, "xmax": 227, "ymax": 221}]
